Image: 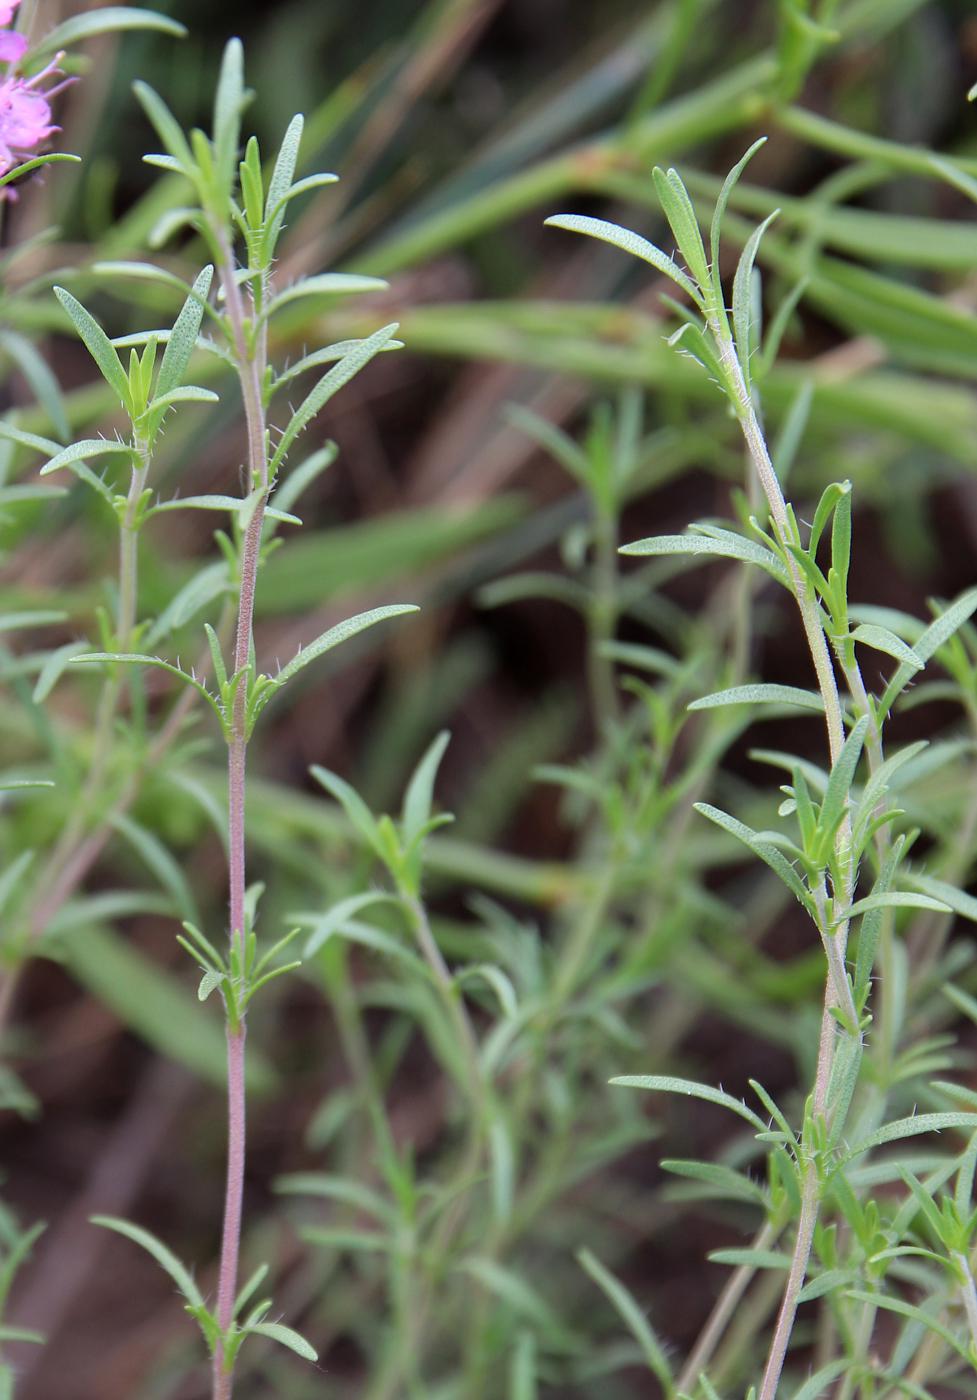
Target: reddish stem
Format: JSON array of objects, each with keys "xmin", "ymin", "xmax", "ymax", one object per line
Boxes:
[{"xmin": 211, "ymin": 235, "xmax": 269, "ymax": 1399}]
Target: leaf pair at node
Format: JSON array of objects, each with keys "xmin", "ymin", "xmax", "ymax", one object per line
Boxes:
[
  {"xmin": 311, "ymin": 729, "xmax": 454, "ymax": 902},
  {"xmin": 91, "ymin": 1217, "xmax": 316, "ymax": 1370}
]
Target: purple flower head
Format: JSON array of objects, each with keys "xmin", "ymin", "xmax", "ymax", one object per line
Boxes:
[
  {"xmin": 0, "ymin": 0, "xmax": 24, "ymax": 64},
  {"xmin": 0, "ymin": 31, "xmax": 26, "ymax": 63},
  {"xmin": 0, "ymin": 53, "xmax": 69, "ymax": 187}
]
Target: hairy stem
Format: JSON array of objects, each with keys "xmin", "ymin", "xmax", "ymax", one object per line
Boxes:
[
  {"xmin": 211, "ymin": 237, "xmax": 269, "ymax": 1399},
  {"xmin": 711, "ymin": 333, "xmax": 859, "ymax": 1400}
]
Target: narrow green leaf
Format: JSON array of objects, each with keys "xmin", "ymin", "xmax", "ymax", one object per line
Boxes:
[
  {"xmin": 267, "ymin": 274, "xmax": 388, "ymax": 318},
  {"xmin": 264, "ymin": 113, "xmax": 303, "ymax": 255},
  {"xmin": 880, "ymin": 589, "xmax": 977, "ymax": 717},
  {"xmin": 154, "ymin": 265, "xmax": 215, "ymax": 402},
  {"xmin": 0, "ymin": 851, "xmax": 33, "ymax": 921},
  {"xmin": 402, "ymin": 731, "xmax": 451, "ymax": 853},
  {"xmin": 32, "ymin": 641, "xmax": 87, "ymax": 702},
  {"xmin": 0, "ymin": 153, "xmax": 79, "ymax": 191},
  {"xmin": 544, "ymin": 213, "xmax": 702, "ymax": 307},
  {"xmin": 91, "ymin": 1216, "xmax": 203, "ymax": 1309},
  {"xmin": 212, "ymin": 38, "xmax": 245, "ymax": 200},
  {"xmin": 620, "ymin": 529, "xmax": 789, "ymax": 584},
  {"xmin": 54, "ymin": 288, "xmax": 131, "ymax": 411},
  {"xmin": 790, "ymin": 1360, "xmax": 851, "ymax": 1400},
  {"xmin": 309, "ymin": 767, "xmax": 381, "ymax": 855},
  {"xmin": 273, "ymin": 341, "xmax": 402, "ymax": 391},
  {"xmin": 38, "ymin": 439, "xmax": 135, "ymax": 477},
  {"xmin": 844, "ymin": 1112, "xmax": 977, "ymax": 1163},
  {"xmin": 845, "ymin": 1290, "xmax": 970, "ymax": 1361},
  {"xmin": 839, "ymin": 892, "xmax": 950, "ymax": 925},
  {"xmin": 274, "ymin": 1172, "xmax": 395, "ymax": 1224},
  {"xmin": 689, "ymin": 684, "xmax": 824, "ymax": 713},
  {"xmin": 653, "ymin": 166, "xmax": 709, "ymax": 288},
  {"xmin": 110, "ymin": 812, "xmax": 198, "ymax": 923},
  {"xmin": 132, "ymin": 80, "xmax": 195, "ymax": 172},
  {"xmin": 732, "ymin": 212, "xmax": 778, "ymax": 389},
  {"xmin": 70, "ymin": 653, "xmax": 221, "ymax": 720},
  {"xmin": 660, "ymin": 1159, "xmax": 767, "ymax": 1206},
  {"xmin": 301, "ymin": 892, "xmax": 399, "ymax": 959},
  {"xmin": 816, "ymin": 714, "xmax": 868, "ymax": 854},
  {"xmin": 707, "ymin": 1248, "xmax": 790, "ymax": 1268},
  {"xmin": 904, "ymin": 875, "xmax": 977, "ymax": 923},
  {"xmin": 577, "ymin": 1248, "xmax": 674, "ymax": 1392},
  {"xmin": 243, "ymin": 1321, "xmax": 318, "ymax": 1362},
  {"xmin": 693, "ymin": 802, "xmax": 813, "ymax": 912},
  {"xmin": 271, "ymin": 324, "xmax": 400, "ymax": 471},
  {"xmin": 272, "ymin": 604, "xmax": 419, "ymax": 691},
  {"xmin": 609, "ymin": 1075, "xmax": 766, "ymax": 1132},
  {"xmin": 504, "ymin": 403, "xmax": 591, "ymax": 486},
  {"xmin": 709, "ymin": 137, "xmax": 768, "ymax": 299},
  {"xmin": 33, "ymin": 9, "xmax": 185, "ymax": 59}
]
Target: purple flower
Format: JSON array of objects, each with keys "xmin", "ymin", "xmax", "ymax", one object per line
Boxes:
[
  {"xmin": 0, "ymin": 0, "xmax": 22, "ymax": 63},
  {"xmin": 0, "ymin": 0, "xmax": 74, "ymax": 185},
  {"xmin": 0, "ymin": 31, "xmax": 25, "ymax": 63},
  {"xmin": 0, "ymin": 67, "xmax": 58, "ymax": 174}
]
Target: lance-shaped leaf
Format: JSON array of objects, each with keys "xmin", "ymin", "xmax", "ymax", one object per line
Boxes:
[
  {"xmin": 39, "ymin": 439, "xmax": 136, "ymax": 477},
  {"xmin": 243, "ymin": 1321, "xmax": 317, "ymax": 1362},
  {"xmin": 609, "ymin": 1075, "xmax": 767, "ymax": 1132},
  {"xmin": 132, "ymin": 80, "xmax": 195, "ymax": 173},
  {"xmin": 849, "ymin": 623, "xmax": 923, "ymax": 672},
  {"xmin": 689, "ymin": 684, "xmax": 825, "ymax": 714},
  {"xmin": 813, "ymin": 714, "xmax": 868, "ymax": 859},
  {"xmin": 263, "ymin": 113, "xmax": 303, "ymax": 258},
  {"xmin": 212, "ymin": 38, "xmax": 245, "ymax": 202},
  {"xmin": 91, "ymin": 1216, "xmax": 203, "ymax": 1309},
  {"xmin": 150, "ymin": 494, "xmax": 299, "ymax": 526},
  {"xmin": 270, "ymin": 323, "xmax": 400, "ymax": 472},
  {"xmin": 32, "ymin": 8, "xmax": 185, "ymax": 60},
  {"xmin": 263, "ymin": 173, "xmax": 339, "ymax": 231},
  {"xmin": 709, "ymin": 137, "xmax": 767, "ymax": 315},
  {"xmin": 620, "ymin": 529, "xmax": 789, "ymax": 585},
  {"xmin": 544, "ymin": 213, "xmax": 703, "ymax": 307},
  {"xmin": 879, "ymin": 588, "xmax": 977, "ymax": 717},
  {"xmin": 732, "ymin": 211, "xmax": 778, "ymax": 390},
  {"xmin": 402, "ymin": 731, "xmax": 451, "ymax": 853},
  {"xmin": 693, "ymin": 802, "xmax": 814, "ymax": 913},
  {"xmin": 252, "ymin": 604, "xmax": 419, "ymax": 719},
  {"xmin": 0, "ymin": 153, "xmax": 79, "ymax": 191},
  {"xmin": 273, "ymin": 340, "xmax": 403, "ymax": 391},
  {"xmin": 577, "ymin": 1248, "xmax": 674, "ymax": 1393},
  {"xmin": 266, "ymin": 273, "xmax": 388, "ymax": 318},
  {"xmin": 71, "ymin": 653, "xmax": 222, "ymax": 721},
  {"xmin": 835, "ymin": 891, "xmax": 951, "ymax": 926},
  {"xmin": 301, "ymin": 891, "xmax": 401, "ymax": 959},
  {"xmin": 653, "ymin": 166, "xmax": 710, "ymax": 289},
  {"xmin": 154, "ymin": 265, "xmax": 215, "ymax": 402},
  {"xmin": 54, "ymin": 289, "xmax": 132, "ymax": 413}
]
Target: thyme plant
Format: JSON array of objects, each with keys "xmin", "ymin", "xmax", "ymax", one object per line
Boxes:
[
  {"xmin": 2, "ymin": 30, "xmax": 414, "ymax": 1400},
  {"xmin": 546, "ymin": 143, "xmax": 977, "ymax": 1398},
  {"xmin": 5, "ymin": 3, "xmax": 977, "ymax": 1397}
]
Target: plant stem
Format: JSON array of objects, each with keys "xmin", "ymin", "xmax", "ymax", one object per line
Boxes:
[
  {"xmin": 711, "ymin": 331, "xmax": 860, "ymax": 1400},
  {"xmin": 211, "ymin": 236, "xmax": 269, "ymax": 1399}
]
